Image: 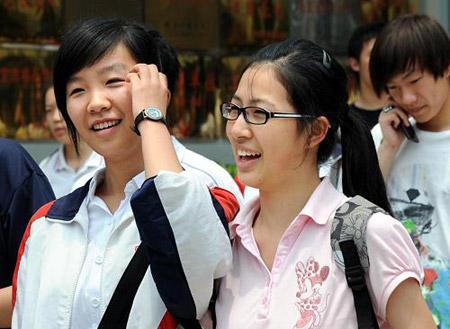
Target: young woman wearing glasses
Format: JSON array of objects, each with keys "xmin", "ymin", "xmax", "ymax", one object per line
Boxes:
[{"xmin": 214, "ymin": 39, "xmax": 435, "ymax": 328}]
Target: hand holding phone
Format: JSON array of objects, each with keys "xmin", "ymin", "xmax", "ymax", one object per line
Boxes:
[
  {"xmin": 399, "ymin": 122, "xmax": 419, "ymax": 143},
  {"xmin": 382, "ymin": 105, "xmax": 419, "ymax": 143}
]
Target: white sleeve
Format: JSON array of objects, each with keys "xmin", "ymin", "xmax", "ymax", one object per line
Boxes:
[{"xmin": 131, "ymin": 170, "xmax": 239, "ymax": 319}]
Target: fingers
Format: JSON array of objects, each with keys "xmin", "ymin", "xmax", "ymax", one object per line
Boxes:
[
  {"xmin": 127, "ymin": 64, "xmax": 170, "ymax": 119},
  {"xmin": 380, "ymin": 106, "xmax": 410, "ymax": 128},
  {"xmin": 127, "ymin": 64, "xmax": 168, "ymax": 89}
]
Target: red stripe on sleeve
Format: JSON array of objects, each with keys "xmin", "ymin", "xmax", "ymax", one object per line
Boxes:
[
  {"xmin": 12, "ymin": 200, "xmax": 55, "ymax": 307},
  {"xmin": 234, "ymin": 176, "xmax": 246, "ymax": 194},
  {"xmin": 210, "ymin": 187, "xmax": 240, "ymax": 223},
  {"xmin": 157, "ymin": 311, "xmax": 177, "ymax": 329}
]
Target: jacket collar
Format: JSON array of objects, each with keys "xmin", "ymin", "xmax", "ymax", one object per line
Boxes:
[{"xmin": 46, "ymin": 180, "xmax": 91, "ymax": 221}]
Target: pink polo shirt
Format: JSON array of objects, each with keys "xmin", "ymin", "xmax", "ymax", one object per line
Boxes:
[{"xmin": 216, "ymin": 178, "xmax": 423, "ymax": 329}]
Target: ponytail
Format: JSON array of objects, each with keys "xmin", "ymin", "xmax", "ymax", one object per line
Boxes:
[{"xmin": 339, "ymin": 108, "xmax": 393, "ymax": 215}]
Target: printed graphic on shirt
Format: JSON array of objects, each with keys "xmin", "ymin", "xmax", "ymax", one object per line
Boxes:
[
  {"xmin": 390, "ymin": 188, "xmax": 435, "ymax": 240},
  {"xmin": 389, "ymin": 185, "xmax": 449, "ymax": 328},
  {"xmin": 293, "ymin": 257, "xmax": 329, "ymax": 329}
]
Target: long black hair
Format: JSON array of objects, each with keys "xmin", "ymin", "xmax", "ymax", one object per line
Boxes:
[{"xmin": 246, "ymin": 38, "xmax": 392, "ymax": 214}]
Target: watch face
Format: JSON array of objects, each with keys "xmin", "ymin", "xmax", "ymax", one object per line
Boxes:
[{"xmin": 144, "ymin": 107, "xmax": 163, "ymax": 120}]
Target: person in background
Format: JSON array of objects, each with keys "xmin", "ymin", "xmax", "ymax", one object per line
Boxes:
[
  {"xmin": 0, "ymin": 138, "xmax": 55, "ymax": 328},
  {"xmin": 214, "ymin": 38, "xmax": 435, "ymax": 328},
  {"xmin": 12, "ymin": 17, "xmax": 242, "ymax": 329},
  {"xmin": 347, "ymin": 22, "xmax": 388, "ymax": 129},
  {"xmin": 40, "ymin": 84, "xmax": 104, "ymax": 198},
  {"xmin": 370, "ymin": 14, "xmax": 450, "ymax": 328}
]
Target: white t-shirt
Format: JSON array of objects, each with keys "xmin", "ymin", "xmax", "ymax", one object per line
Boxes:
[
  {"xmin": 372, "ymin": 123, "xmax": 450, "ymax": 262},
  {"xmin": 39, "ymin": 146, "xmax": 104, "ymax": 198}
]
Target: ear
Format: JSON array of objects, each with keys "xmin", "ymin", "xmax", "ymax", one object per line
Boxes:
[
  {"xmin": 444, "ymin": 64, "xmax": 450, "ymax": 79},
  {"xmin": 167, "ymin": 90, "xmax": 172, "ymax": 106},
  {"xmin": 348, "ymin": 57, "xmax": 360, "ymax": 73},
  {"xmin": 307, "ymin": 116, "xmax": 330, "ymax": 148}
]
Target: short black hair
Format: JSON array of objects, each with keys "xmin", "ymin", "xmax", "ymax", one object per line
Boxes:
[
  {"xmin": 53, "ymin": 17, "xmax": 180, "ymax": 149},
  {"xmin": 370, "ymin": 14, "xmax": 450, "ymax": 95},
  {"xmin": 347, "ymin": 22, "xmax": 385, "ymax": 60}
]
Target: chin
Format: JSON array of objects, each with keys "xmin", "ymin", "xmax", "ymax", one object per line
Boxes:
[{"xmin": 238, "ymin": 172, "xmax": 262, "ymax": 190}]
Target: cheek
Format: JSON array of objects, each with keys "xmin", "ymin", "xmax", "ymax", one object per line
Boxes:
[
  {"xmin": 269, "ymin": 131, "xmax": 305, "ymax": 167},
  {"xmin": 225, "ymin": 122, "xmax": 233, "ymax": 139},
  {"xmin": 66, "ymin": 106, "xmax": 84, "ymax": 132}
]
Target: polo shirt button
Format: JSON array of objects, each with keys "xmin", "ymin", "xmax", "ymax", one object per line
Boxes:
[
  {"xmin": 91, "ymin": 297, "xmax": 100, "ymax": 308},
  {"xmin": 257, "ymin": 311, "xmax": 267, "ymax": 319},
  {"xmin": 95, "ymin": 256, "xmax": 104, "ymax": 264}
]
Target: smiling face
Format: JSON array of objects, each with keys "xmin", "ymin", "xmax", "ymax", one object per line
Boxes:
[
  {"xmin": 226, "ymin": 65, "xmax": 314, "ymax": 191},
  {"xmin": 44, "ymin": 87, "xmax": 71, "ymax": 145},
  {"xmin": 65, "ymin": 43, "xmax": 141, "ymax": 161},
  {"xmin": 386, "ymin": 65, "xmax": 450, "ymax": 130}
]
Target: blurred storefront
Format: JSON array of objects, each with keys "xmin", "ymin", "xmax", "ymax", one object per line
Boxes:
[{"xmin": 0, "ymin": 0, "xmax": 447, "ymax": 163}]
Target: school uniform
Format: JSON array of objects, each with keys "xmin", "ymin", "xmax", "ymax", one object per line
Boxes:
[{"xmin": 13, "ymin": 140, "xmax": 242, "ymax": 329}]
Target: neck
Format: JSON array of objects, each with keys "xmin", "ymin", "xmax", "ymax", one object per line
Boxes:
[
  {"xmin": 355, "ymin": 83, "xmax": 388, "ymax": 110},
  {"xmin": 98, "ymin": 153, "xmax": 144, "ymax": 198},
  {"xmin": 255, "ymin": 166, "xmax": 321, "ymax": 236}
]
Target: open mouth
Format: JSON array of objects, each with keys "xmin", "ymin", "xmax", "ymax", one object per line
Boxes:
[
  {"xmin": 237, "ymin": 150, "xmax": 262, "ymax": 160},
  {"xmin": 91, "ymin": 119, "xmax": 122, "ymax": 131}
]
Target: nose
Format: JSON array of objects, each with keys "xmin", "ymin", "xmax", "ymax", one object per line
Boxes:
[
  {"xmin": 399, "ymin": 87, "xmax": 418, "ymax": 106},
  {"xmin": 226, "ymin": 112, "xmax": 252, "ymax": 141},
  {"xmin": 87, "ymin": 89, "xmax": 111, "ymax": 114},
  {"xmin": 50, "ymin": 108, "xmax": 64, "ymax": 122}
]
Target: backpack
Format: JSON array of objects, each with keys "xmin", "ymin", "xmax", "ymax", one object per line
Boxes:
[
  {"xmin": 99, "ymin": 196, "xmax": 385, "ymax": 329},
  {"xmin": 331, "ymin": 195, "xmax": 387, "ymax": 329}
]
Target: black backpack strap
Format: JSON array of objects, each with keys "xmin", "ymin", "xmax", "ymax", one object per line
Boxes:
[
  {"xmin": 331, "ymin": 196, "xmax": 387, "ymax": 329},
  {"xmin": 340, "ymin": 240, "xmax": 380, "ymax": 329},
  {"xmin": 98, "ymin": 243, "xmax": 148, "ymax": 329},
  {"xmin": 98, "ymin": 243, "xmax": 203, "ymax": 329}
]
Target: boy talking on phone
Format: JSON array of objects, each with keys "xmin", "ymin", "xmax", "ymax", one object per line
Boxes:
[{"xmin": 370, "ymin": 14, "xmax": 450, "ymax": 327}]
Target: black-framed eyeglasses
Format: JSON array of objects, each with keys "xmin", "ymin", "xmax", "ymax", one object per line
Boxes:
[{"xmin": 221, "ymin": 102, "xmax": 316, "ymax": 125}]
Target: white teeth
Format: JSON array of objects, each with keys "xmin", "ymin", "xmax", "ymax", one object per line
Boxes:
[
  {"xmin": 93, "ymin": 120, "xmax": 120, "ymax": 131},
  {"xmin": 237, "ymin": 150, "xmax": 261, "ymax": 157}
]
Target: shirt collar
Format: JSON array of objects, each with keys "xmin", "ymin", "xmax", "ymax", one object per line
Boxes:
[
  {"xmin": 54, "ymin": 145, "xmax": 69, "ymax": 171},
  {"xmin": 230, "ymin": 177, "xmax": 347, "ymax": 239},
  {"xmin": 84, "ymin": 150, "xmax": 104, "ymax": 169},
  {"xmin": 54, "ymin": 147, "xmax": 104, "ymax": 172},
  {"xmin": 86, "ymin": 169, "xmax": 146, "ymax": 203}
]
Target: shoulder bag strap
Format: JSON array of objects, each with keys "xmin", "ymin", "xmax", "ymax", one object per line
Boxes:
[
  {"xmin": 332, "ymin": 196, "xmax": 386, "ymax": 329},
  {"xmin": 98, "ymin": 243, "xmax": 203, "ymax": 329},
  {"xmin": 98, "ymin": 243, "xmax": 148, "ymax": 329}
]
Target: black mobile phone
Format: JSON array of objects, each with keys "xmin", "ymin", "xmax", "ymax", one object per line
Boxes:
[
  {"xmin": 384, "ymin": 104, "xmax": 419, "ymax": 143},
  {"xmin": 399, "ymin": 122, "xmax": 419, "ymax": 143}
]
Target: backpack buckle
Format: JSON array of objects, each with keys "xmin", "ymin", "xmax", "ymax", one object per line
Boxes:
[{"xmin": 345, "ymin": 264, "xmax": 365, "ymax": 291}]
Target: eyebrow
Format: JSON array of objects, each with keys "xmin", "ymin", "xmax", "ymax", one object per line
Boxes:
[
  {"xmin": 231, "ymin": 95, "xmax": 276, "ymax": 108},
  {"xmin": 97, "ymin": 63, "xmax": 129, "ymax": 75}
]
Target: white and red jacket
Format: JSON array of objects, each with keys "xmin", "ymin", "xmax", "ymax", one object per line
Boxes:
[{"xmin": 12, "ymin": 163, "xmax": 240, "ymax": 329}]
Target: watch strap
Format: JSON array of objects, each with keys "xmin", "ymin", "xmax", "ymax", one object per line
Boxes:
[{"xmin": 133, "ymin": 108, "xmax": 167, "ymax": 136}]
